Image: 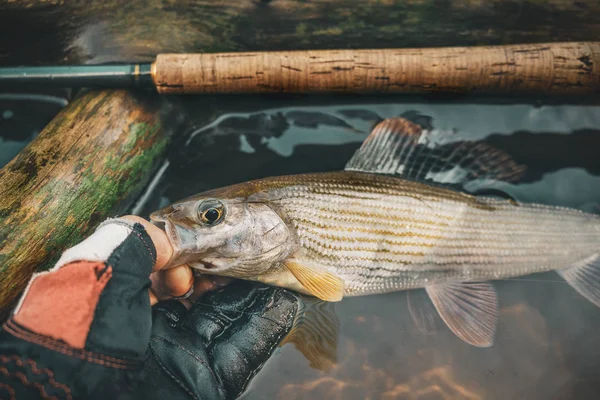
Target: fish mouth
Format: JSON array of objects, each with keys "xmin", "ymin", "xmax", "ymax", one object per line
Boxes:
[
  {"xmin": 150, "ymin": 212, "xmax": 185, "ymax": 268},
  {"xmin": 150, "ymin": 211, "xmax": 217, "ymax": 270},
  {"xmin": 150, "ymin": 209, "xmax": 226, "ymax": 272},
  {"xmin": 149, "ymin": 208, "xmax": 171, "ymax": 224}
]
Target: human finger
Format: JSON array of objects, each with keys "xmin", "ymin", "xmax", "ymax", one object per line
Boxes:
[
  {"xmin": 121, "ymin": 215, "xmax": 173, "ymax": 271},
  {"xmin": 150, "ymin": 264, "xmax": 194, "ymax": 301},
  {"xmin": 188, "ymin": 274, "xmax": 234, "ymax": 302}
]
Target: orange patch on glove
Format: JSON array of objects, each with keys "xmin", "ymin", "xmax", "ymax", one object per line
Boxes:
[{"xmin": 13, "ymin": 261, "xmax": 112, "ymax": 349}]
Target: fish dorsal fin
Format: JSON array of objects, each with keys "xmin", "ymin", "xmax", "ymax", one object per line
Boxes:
[
  {"xmin": 283, "ymin": 259, "xmax": 345, "ymax": 302},
  {"xmin": 344, "ymin": 117, "xmax": 525, "ymax": 189},
  {"xmin": 426, "ymin": 282, "xmax": 498, "ymax": 347},
  {"xmin": 279, "ymin": 297, "xmax": 339, "ymax": 371}
]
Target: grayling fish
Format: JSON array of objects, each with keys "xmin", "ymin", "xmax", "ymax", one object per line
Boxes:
[{"xmin": 151, "ymin": 117, "xmax": 600, "ymax": 352}]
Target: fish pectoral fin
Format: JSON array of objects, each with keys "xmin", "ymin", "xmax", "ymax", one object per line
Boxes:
[
  {"xmin": 279, "ymin": 297, "xmax": 339, "ymax": 372},
  {"xmin": 344, "ymin": 117, "xmax": 525, "ymax": 190},
  {"xmin": 558, "ymin": 253, "xmax": 600, "ymax": 307},
  {"xmin": 283, "ymin": 259, "xmax": 345, "ymax": 302},
  {"xmin": 426, "ymin": 281, "xmax": 498, "ymax": 347}
]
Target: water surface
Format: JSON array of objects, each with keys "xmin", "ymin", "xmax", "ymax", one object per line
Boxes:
[
  {"xmin": 136, "ymin": 96, "xmax": 600, "ymax": 400},
  {"xmin": 0, "ymin": 93, "xmax": 68, "ymax": 167},
  {"xmin": 3, "ymin": 93, "xmax": 600, "ymax": 400}
]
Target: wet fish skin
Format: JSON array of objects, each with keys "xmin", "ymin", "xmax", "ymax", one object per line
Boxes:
[
  {"xmin": 152, "ymin": 170, "xmax": 600, "ymax": 297},
  {"xmin": 152, "ymin": 192, "xmax": 299, "ymax": 280},
  {"xmin": 150, "ymin": 117, "xmax": 600, "ymax": 349}
]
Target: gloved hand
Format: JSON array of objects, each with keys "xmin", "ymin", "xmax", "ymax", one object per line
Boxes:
[
  {"xmin": 141, "ymin": 284, "xmax": 296, "ymax": 400},
  {"xmin": 0, "ymin": 216, "xmax": 299, "ymax": 400}
]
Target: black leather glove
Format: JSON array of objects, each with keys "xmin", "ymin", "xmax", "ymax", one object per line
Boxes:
[
  {"xmin": 140, "ymin": 283, "xmax": 298, "ymax": 400},
  {"xmin": 0, "ymin": 217, "xmax": 298, "ymax": 400}
]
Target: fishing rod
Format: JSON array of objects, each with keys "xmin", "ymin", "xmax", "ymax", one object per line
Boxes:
[{"xmin": 0, "ymin": 42, "xmax": 598, "ymax": 95}]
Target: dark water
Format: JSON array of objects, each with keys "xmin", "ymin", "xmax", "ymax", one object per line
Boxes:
[
  {"xmin": 3, "ymin": 94, "xmax": 600, "ymax": 399},
  {"xmin": 0, "ymin": 93, "xmax": 68, "ymax": 167},
  {"xmin": 140, "ymin": 97, "xmax": 600, "ymax": 400}
]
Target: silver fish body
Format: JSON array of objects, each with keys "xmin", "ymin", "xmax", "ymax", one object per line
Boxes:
[
  {"xmin": 260, "ymin": 171, "xmax": 600, "ymax": 296},
  {"xmin": 151, "ymin": 117, "xmax": 600, "ymax": 348}
]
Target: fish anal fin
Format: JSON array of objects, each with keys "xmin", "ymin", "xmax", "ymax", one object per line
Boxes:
[
  {"xmin": 283, "ymin": 259, "xmax": 344, "ymax": 302},
  {"xmin": 407, "ymin": 289, "xmax": 445, "ymax": 335},
  {"xmin": 426, "ymin": 281, "xmax": 498, "ymax": 347},
  {"xmin": 558, "ymin": 253, "xmax": 600, "ymax": 307},
  {"xmin": 344, "ymin": 117, "xmax": 525, "ymax": 189},
  {"xmin": 279, "ymin": 297, "xmax": 339, "ymax": 372}
]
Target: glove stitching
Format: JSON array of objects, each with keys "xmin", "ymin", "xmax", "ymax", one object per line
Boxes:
[
  {"xmin": 5, "ymin": 320, "xmax": 135, "ymax": 366},
  {"xmin": 195, "ymin": 314, "xmax": 232, "ymax": 348},
  {"xmin": 95, "ymin": 220, "xmax": 156, "ymax": 265},
  {"xmin": 130, "ymin": 223, "xmax": 157, "ymax": 265},
  {"xmin": 4, "ymin": 320, "xmax": 138, "ymax": 369},
  {"xmin": 150, "ymin": 335, "xmax": 226, "ymax": 395},
  {"xmin": 148, "ymin": 341, "xmax": 200, "ymax": 400},
  {"xmin": 96, "ymin": 218, "xmax": 135, "ymax": 232},
  {"xmin": 0, "ymin": 355, "xmax": 71, "ymax": 398},
  {"xmin": 0, "ymin": 365, "xmax": 63, "ymax": 400},
  {"xmin": 0, "ymin": 382, "xmax": 16, "ymax": 400}
]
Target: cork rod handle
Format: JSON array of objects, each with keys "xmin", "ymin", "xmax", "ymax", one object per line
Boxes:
[{"xmin": 152, "ymin": 42, "xmax": 600, "ymax": 95}]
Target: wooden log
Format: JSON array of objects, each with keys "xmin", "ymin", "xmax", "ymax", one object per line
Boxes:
[
  {"xmin": 0, "ymin": 90, "xmax": 177, "ymax": 319},
  {"xmin": 2, "ymin": 0, "xmax": 600, "ymax": 66},
  {"xmin": 153, "ymin": 42, "xmax": 600, "ymax": 95}
]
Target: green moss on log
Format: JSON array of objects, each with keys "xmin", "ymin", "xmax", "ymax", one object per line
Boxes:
[{"xmin": 0, "ymin": 90, "xmax": 177, "ymax": 318}]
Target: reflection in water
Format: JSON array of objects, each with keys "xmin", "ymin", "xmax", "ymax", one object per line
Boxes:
[
  {"xmin": 137, "ymin": 100, "xmax": 600, "ymax": 399},
  {"xmin": 280, "ymin": 299, "xmax": 340, "ymax": 372},
  {"xmin": 0, "ymin": 93, "xmax": 68, "ymax": 168},
  {"xmin": 247, "ymin": 285, "xmax": 590, "ymax": 400},
  {"xmin": 485, "ymin": 129, "xmax": 600, "ymax": 183},
  {"xmin": 277, "ymin": 348, "xmax": 484, "ymax": 400},
  {"xmin": 2, "ymin": 88, "xmax": 600, "ymax": 399}
]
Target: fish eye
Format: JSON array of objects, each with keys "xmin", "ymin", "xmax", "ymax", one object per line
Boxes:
[{"xmin": 198, "ymin": 199, "xmax": 225, "ymax": 226}]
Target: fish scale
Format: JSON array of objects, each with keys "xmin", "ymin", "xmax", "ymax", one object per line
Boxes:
[{"xmin": 267, "ymin": 171, "xmax": 600, "ymax": 295}]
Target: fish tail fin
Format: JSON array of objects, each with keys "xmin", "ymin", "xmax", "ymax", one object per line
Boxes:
[{"xmin": 558, "ymin": 253, "xmax": 600, "ymax": 307}]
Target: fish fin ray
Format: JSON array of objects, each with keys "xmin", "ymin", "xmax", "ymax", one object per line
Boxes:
[
  {"xmin": 407, "ymin": 289, "xmax": 444, "ymax": 335},
  {"xmin": 279, "ymin": 297, "xmax": 339, "ymax": 372},
  {"xmin": 283, "ymin": 259, "xmax": 345, "ymax": 302},
  {"xmin": 558, "ymin": 253, "xmax": 600, "ymax": 307},
  {"xmin": 426, "ymin": 281, "xmax": 498, "ymax": 347},
  {"xmin": 344, "ymin": 117, "xmax": 525, "ymax": 189}
]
